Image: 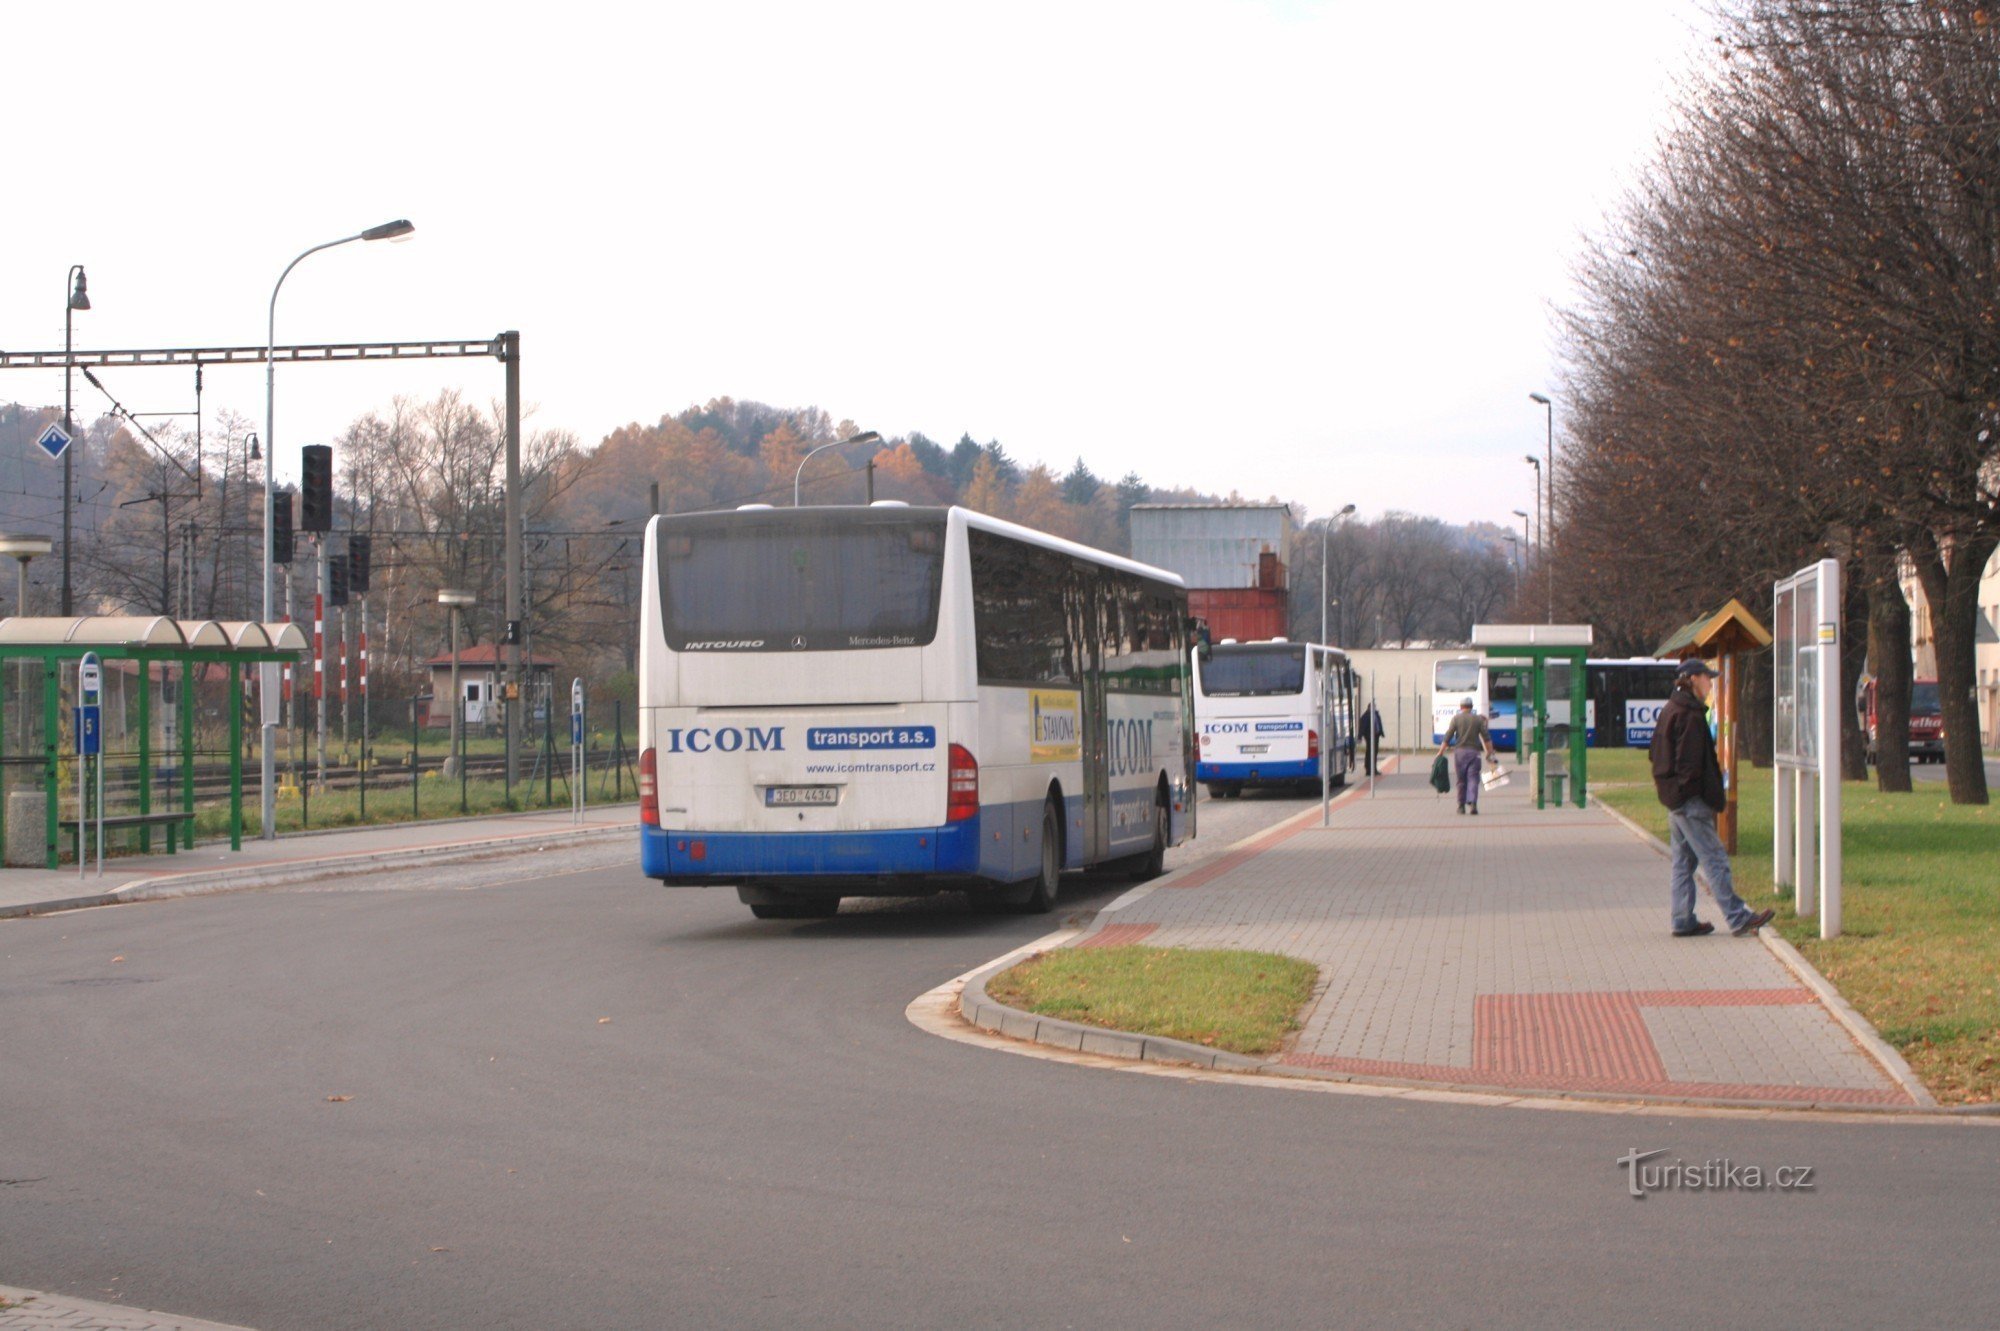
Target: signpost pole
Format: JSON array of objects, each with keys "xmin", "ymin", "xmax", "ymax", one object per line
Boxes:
[
  {"xmin": 571, "ymin": 677, "xmax": 585, "ymax": 824},
  {"xmin": 1816, "ymin": 560, "xmax": 1843, "ymax": 938}
]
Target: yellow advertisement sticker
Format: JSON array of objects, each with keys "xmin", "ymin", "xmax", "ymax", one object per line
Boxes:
[{"xmin": 1030, "ymin": 690, "xmax": 1082, "ymax": 763}]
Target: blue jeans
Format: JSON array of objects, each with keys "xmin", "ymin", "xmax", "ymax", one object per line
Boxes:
[{"xmin": 1667, "ymin": 801, "xmax": 1753, "ymax": 932}]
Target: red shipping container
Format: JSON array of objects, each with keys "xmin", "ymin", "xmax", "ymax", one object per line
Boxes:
[{"xmin": 1189, "ymin": 587, "xmax": 1288, "ymax": 643}]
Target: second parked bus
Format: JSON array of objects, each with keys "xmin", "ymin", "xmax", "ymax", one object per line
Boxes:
[{"xmin": 1194, "ymin": 639, "xmax": 1356, "ymax": 797}]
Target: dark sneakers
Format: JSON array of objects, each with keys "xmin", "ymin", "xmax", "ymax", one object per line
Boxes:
[
  {"xmin": 1731, "ymin": 908, "xmax": 1776, "ymax": 937},
  {"xmin": 1672, "ymin": 921, "xmax": 1716, "ymax": 937}
]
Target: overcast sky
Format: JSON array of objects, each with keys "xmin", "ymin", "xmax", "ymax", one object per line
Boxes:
[{"xmin": 4, "ymin": 0, "xmax": 1708, "ymax": 533}]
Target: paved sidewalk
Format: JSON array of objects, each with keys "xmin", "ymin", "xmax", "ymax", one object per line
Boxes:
[
  {"xmin": 0, "ymin": 1285, "xmax": 253, "ymax": 1331},
  {"xmin": 0, "ymin": 804, "xmax": 638, "ymax": 919},
  {"xmin": 1056, "ymin": 768, "xmax": 1921, "ymax": 1108}
]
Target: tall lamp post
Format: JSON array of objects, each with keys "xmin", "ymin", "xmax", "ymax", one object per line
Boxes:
[
  {"xmin": 260, "ymin": 218, "xmax": 413, "ymax": 841},
  {"xmin": 1529, "ymin": 392, "xmax": 1554, "ymax": 622},
  {"xmin": 1502, "ymin": 530, "xmax": 1521, "ymax": 605},
  {"xmin": 438, "ymin": 589, "xmax": 477, "ymax": 779},
  {"xmin": 62, "ymin": 266, "xmax": 89, "ymax": 617},
  {"xmin": 1320, "ymin": 502, "xmax": 1356, "ymax": 644},
  {"xmin": 0, "ymin": 534, "xmax": 53, "ymax": 617},
  {"xmin": 1512, "ymin": 508, "xmax": 1531, "ymax": 571},
  {"xmin": 793, "ymin": 431, "xmax": 881, "ymax": 506}
]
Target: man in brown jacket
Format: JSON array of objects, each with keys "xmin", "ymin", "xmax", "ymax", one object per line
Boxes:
[{"xmin": 1649, "ymin": 659, "xmax": 1774, "ymax": 937}]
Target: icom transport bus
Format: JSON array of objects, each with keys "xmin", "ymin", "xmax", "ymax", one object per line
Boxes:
[
  {"xmin": 1193, "ymin": 640, "xmax": 1356, "ymax": 796},
  {"xmin": 1432, "ymin": 656, "xmax": 1679, "ymax": 751},
  {"xmin": 638, "ymin": 503, "xmax": 1196, "ymax": 919}
]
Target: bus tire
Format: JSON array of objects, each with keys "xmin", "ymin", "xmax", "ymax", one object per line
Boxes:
[
  {"xmin": 1130, "ymin": 790, "xmax": 1168, "ymax": 880},
  {"xmin": 1013, "ymin": 801, "xmax": 1062, "ymax": 914}
]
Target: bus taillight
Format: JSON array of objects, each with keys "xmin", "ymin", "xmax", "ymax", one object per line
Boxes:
[
  {"xmin": 639, "ymin": 747, "xmax": 659, "ymax": 825},
  {"xmin": 947, "ymin": 744, "xmax": 979, "ymax": 822},
  {"xmin": 1308, "ymin": 729, "xmax": 1319, "ymax": 760}
]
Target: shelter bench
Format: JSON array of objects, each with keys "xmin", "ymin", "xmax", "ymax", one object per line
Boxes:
[{"xmin": 59, "ymin": 810, "xmax": 198, "ymax": 857}]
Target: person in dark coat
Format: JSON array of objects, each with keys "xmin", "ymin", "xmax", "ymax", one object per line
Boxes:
[
  {"xmin": 1649, "ymin": 659, "xmax": 1774, "ymax": 937},
  {"xmin": 1361, "ymin": 702, "xmax": 1385, "ymax": 775}
]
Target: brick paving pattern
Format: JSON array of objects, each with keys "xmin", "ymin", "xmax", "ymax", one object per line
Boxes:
[{"xmin": 1076, "ymin": 769, "xmax": 1915, "ymax": 1106}]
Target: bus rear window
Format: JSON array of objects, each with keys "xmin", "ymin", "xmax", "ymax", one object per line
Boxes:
[
  {"xmin": 659, "ymin": 511, "xmax": 946, "ymax": 652},
  {"xmin": 1202, "ymin": 645, "xmax": 1306, "ymax": 696},
  {"xmin": 1435, "ymin": 660, "xmax": 1480, "ymax": 693}
]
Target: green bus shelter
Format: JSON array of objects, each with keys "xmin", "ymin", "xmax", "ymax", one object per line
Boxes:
[
  {"xmin": 1470, "ymin": 622, "xmax": 1594, "ymax": 809},
  {"xmin": 0, "ymin": 617, "xmax": 309, "ymax": 868}
]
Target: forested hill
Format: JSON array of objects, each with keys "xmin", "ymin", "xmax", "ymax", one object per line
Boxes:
[{"xmin": 560, "ymin": 397, "xmax": 1218, "ymax": 556}]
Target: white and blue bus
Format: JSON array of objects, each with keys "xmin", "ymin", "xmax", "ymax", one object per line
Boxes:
[
  {"xmin": 1432, "ymin": 655, "xmax": 1680, "ymax": 751},
  {"xmin": 638, "ymin": 503, "xmax": 1196, "ymax": 919},
  {"xmin": 1194, "ymin": 640, "xmax": 1356, "ymax": 797}
]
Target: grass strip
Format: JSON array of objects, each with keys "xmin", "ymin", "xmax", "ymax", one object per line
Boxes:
[
  {"xmin": 1591, "ymin": 747, "xmax": 1998, "ymax": 1105},
  {"xmin": 987, "ymin": 944, "xmax": 1319, "ymax": 1057}
]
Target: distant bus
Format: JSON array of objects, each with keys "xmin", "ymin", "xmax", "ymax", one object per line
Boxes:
[
  {"xmin": 638, "ymin": 503, "xmax": 1196, "ymax": 920},
  {"xmin": 1194, "ymin": 640, "xmax": 1356, "ymax": 796},
  {"xmin": 1432, "ymin": 656, "xmax": 1680, "ymax": 751}
]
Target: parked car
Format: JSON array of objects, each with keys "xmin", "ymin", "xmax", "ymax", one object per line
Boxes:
[{"xmin": 1858, "ymin": 676, "xmax": 1945, "ymax": 764}]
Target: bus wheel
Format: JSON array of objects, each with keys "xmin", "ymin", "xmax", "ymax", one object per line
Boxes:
[
  {"xmin": 1014, "ymin": 801, "xmax": 1062, "ymax": 914},
  {"xmin": 1130, "ymin": 793, "xmax": 1168, "ymax": 880}
]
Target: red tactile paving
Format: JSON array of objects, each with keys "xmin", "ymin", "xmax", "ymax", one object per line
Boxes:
[
  {"xmin": 1275, "ymin": 985, "xmax": 1910, "ymax": 1106},
  {"xmin": 1630, "ymin": 988, "xmax": 1816, "ymax": 1007},
  {"xmin": 1476, "ymin": 992, "xmax": 1667, "ymax": 1082},
  {"xmin": 1077, "ymin": 922, "xmax": 1160, "ymax": 948},
  {"xmin": 1277, "ymin": 1049, "xmax": 1916, "ymax": 1106}
]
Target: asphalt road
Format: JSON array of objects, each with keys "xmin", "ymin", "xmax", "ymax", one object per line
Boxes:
[{"xmin": 3, "ymin": 787, "xmax": 1996, "ymax": 1330}]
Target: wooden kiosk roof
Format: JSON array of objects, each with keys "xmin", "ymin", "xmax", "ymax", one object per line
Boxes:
[{"xmin": 1654, "ymin": 599, "xmax": 1773, "ymax": 660}]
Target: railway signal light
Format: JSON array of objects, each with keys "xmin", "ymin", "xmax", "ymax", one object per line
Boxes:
[
  {"xmin": 300, "ymin": 445, "xmax": 333, "ymax": 532},
  {"xmin": 348, "ymin": 534, "xmax": 372, "ymax": 595},
  {"xmin": 272, "ymin": 490, "xmax": 295, "ymax": 565}
]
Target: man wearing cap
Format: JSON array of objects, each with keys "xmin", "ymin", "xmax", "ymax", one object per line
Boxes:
[
  {"xmin": 1437, "ymin": 697, "xmax": 1496, "ymax": 815},
  {"xmin": 1650, "ymin": 659, "xmax": 1774, "ymax": 937}
]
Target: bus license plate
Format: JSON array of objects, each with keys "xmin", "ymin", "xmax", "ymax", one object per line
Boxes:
[
  {"xmin": 1239, "ymin": 744, "xmax": 1269, "ymax": 755},
  {"xmin": 766, "ymin": 786, "xmax": 837, "ymax": 807}
]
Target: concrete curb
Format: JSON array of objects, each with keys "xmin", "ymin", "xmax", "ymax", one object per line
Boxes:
[
  {"xmin": 1759, "ymin": 927, "xmax": 1940, "ymax": 1108},
  {"xmin": 1589, "ymin": 793, "xmax": 1947, "ymax": 1111},
  {"xmin": 0, "ymin": 821, "xmax": 635, "ymax": 919}
]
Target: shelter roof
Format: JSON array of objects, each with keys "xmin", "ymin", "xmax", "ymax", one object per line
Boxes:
[
  {"xmin": 0, "ymin": 616, "xmax": 307, "ymax": 656},
  {"xmin": 1655, "ymin": 599, "xmax": 1773, "ymax": 659}
]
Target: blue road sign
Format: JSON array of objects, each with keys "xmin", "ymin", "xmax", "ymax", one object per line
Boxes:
[
  {"xmin": 571, "ymin": 714, "xmax": 584, "ymax": 746},
  {"xmin": 75, "ymin": 705, "xmax": 101, "ymax": 756},
  {"xmin": 37, "ymin": 423, "xmax": 73, "ymax": 461}
]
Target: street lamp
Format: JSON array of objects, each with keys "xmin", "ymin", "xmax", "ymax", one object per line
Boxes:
[
  {"xmin": 260, "ymin": 218, "xmax": 413, "ymax": 841},
  {"xmin": 1320, "ymin": 502, "xmax": 1356, "ymax": 644},
  {"xmin": 0, "ymin": 533, "xmax": 53, "ymax": 758},
  {"xmin": 1512, "ymin": 508, "xmax": 1531, "ymax": 565},
  {"xmin": 62, "ymin": 266, "xmax": 89, "ymax": 617},
  {"xmin": 793, "ymin": 431, "xmax": 882, "ymax": 506},
  {"xmin": 1529, "ymin": 392, "xmax": 1554, "ymax": 623},
  {"xmin": 438, "ymin": 588, "xmax": 477, "ymax": 779},
  {"xmin": 0, "ymin": 533, "xmax": 54, "ymax": 616},
  {"xmin": 1502, "ymin": 530, "xmax": 1521, "ymax": 604},
  {"xmin": 1522, "ymin": 454, "xmax": 1542, "ymax": 559}
]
